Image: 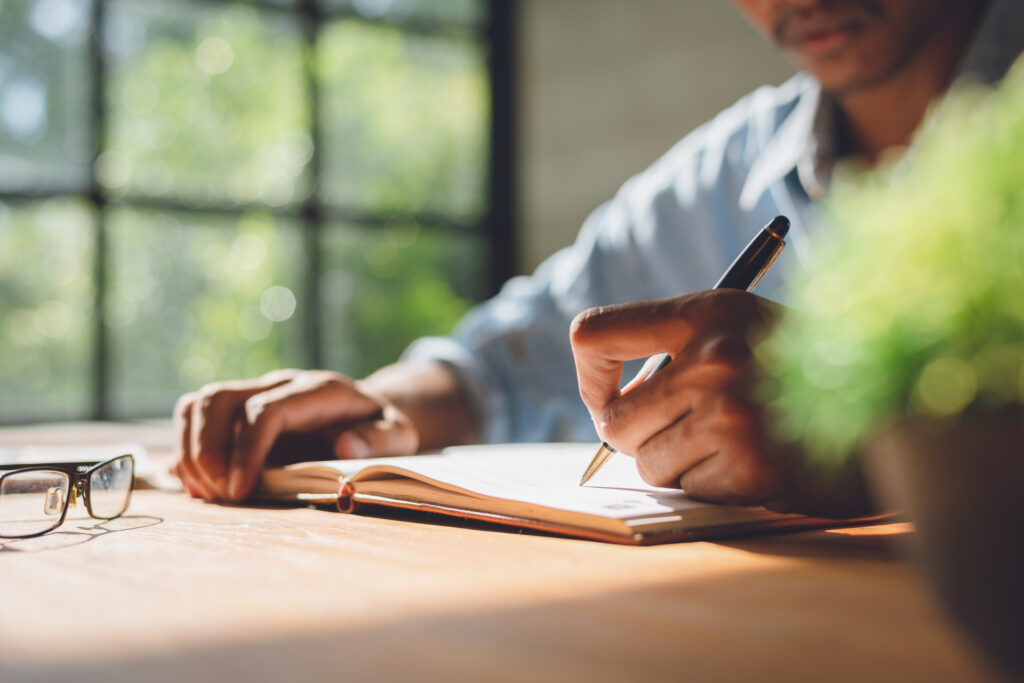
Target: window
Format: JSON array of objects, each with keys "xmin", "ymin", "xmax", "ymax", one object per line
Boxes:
[{"xmin": 0, "ymin": 0, "xmax": 514, "ymax": 422}]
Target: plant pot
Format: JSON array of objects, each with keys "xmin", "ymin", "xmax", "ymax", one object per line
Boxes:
[{"xmin": 865, "ymin": 409, "xmax": 1024, "ymax": 679}]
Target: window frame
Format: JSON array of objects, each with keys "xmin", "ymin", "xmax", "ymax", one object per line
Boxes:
[{"xmin": 0, "ymin": 0, "xmax": 516, "ymax": 423}]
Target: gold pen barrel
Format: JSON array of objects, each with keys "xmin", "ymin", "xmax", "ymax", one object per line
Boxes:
[{"xmin": 579, "ymin": 442, "xmax": 616, "ymax": 486}]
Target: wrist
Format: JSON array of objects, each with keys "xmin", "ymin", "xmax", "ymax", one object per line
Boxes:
[{"xmin": 361, "ymin": 361, "xmax": 480, "ymax": 450}]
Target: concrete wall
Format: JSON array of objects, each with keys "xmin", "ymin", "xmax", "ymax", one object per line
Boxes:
[{"xmin": 515, "ymin": 0, "xmax": 795, "ymax": 272}]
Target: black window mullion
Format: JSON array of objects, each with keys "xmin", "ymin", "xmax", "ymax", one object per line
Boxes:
[
  {"xmin": 90, "ymin": 0, "xmax": 109, "ymax": 420},
  {"xmin": 484, "ymin": 0, "xmax": 517, "ymax": 296}
]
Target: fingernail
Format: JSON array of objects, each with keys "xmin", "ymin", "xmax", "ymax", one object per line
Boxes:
[
  {"xmin": 228, "ymin": 470, "xmax": 245, "ymax": 501},
  {"xmin": 338, "ymin": 433, "xmax": 370, "ymax": 459}
]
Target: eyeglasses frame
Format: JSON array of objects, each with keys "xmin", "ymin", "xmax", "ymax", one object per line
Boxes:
[{"xmin": 0, "ymin": 454, "xmax": 135, "ymax": 539}]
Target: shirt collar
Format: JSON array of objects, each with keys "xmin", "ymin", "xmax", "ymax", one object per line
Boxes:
[
  {"xmin": 739, "ymin": 77, "xmax": 825, "ymax": 212},
  {"xmin": 739, "ymin": 0, "xmax": 1024, "ymax": 213}
]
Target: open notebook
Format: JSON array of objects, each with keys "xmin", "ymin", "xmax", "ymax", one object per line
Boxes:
[{"xmin": 258, "ymin": 443, "xmax": 852, "ymax": 545}]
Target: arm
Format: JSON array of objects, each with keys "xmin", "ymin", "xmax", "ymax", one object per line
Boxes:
[{"xmin": 173, "ymin": 361, "xmax": 477, "ymax": 502}]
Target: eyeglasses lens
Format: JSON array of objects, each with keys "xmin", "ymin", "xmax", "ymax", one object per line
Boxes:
[
  {"xmin": 88, "ymin": 456, "xmax": 133, "ymax": 519},
  {"xmin": 0, "ymin": 470, "xmax": 72, "ymax": 538}
]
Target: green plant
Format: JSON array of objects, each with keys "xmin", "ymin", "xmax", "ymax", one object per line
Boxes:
[{"xmin": 760, "ymin": 60, "xmax": 1024, "ymax": 461}]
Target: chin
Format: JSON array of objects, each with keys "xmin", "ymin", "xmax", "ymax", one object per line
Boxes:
[{"xmin": 800, "ymin": 54, "xmax": 895, "ymax": 95}]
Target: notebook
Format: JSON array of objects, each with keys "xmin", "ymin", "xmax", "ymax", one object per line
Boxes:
[{"xmin": 258, "ymin": 442, "xmax": 856, "ymax": 545}]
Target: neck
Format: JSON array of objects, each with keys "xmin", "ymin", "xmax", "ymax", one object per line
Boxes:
[{"xmin": 835, "ymin": 2, "xmax": 987, "ymax": 166}]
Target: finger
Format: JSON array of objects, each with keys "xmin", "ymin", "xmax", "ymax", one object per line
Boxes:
[
  {"xmin": 175, "ymin": 459, "xmax": 215, "ymax": 500},
  {"xmin": 173, "ymin": 392, "xmax": 195, "ymax": 470},
  {"xmin": 189, "ymin": 389, "xmax": 242, "ymax": 498},
  {"xmin": 228, "ymin": 374, "xmax": 382, "ymax": 500},
  {"xmin": 189, "ymin": 373, "xmax": 298, "ymax": 498},
  {"xmin": 635, "ymin": 397, "xmax": 781, "ymax": 505},
  {"xmin": 632, "ymin": 405, "xmax": 717, "ymax": 488},
  {"xmin": 599, "ymin": 357, "xmax": 742, "ymax": 454},
  {"xmin": 570, "ymin": 291, "xmax": 769, "ymax": 417},
  {"xmin": 177, "ymin": 463, "xmax": 203, "ymax": 498},
  {"xmin": 173, "ymin": 393, "xmax": 216, "ymax": 499},
  {"xmin": 333, "ymin": 405, "xmax": 419, "ymax": 459},
  {"xmin": 570, "ymin": 298, "xmax": 697, "ymax": 413},
  {"xmin": 632, "ymin": 381, "xmax": 752, "ymax": 486},
  {"xmin": 676, "ymin": 447, "xmax": 784, "ymax": 507}
]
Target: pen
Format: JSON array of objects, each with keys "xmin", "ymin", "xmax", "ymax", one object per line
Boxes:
[{"xmin": 578, "ymin": 215, "xmax": 790, "ymax": 486}]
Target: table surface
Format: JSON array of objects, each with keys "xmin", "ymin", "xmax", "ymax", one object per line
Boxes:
[{"xmin": 0, "ymin": 422, "xmax": 998, "ymax": 683}]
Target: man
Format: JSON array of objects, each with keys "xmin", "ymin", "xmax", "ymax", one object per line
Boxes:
[{"xmin": 174, "ymin": 0, "xmax": 1022, "ymax": 512}]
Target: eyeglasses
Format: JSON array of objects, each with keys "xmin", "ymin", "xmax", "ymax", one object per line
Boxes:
[{"xmin": 0, "ymin": 455, "xmax": 135, "ymax": 539}]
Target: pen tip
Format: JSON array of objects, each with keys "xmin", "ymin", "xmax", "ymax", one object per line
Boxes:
[{"xmin": 768, "ymin": 215, "xmax": 790, "ymax": 238}]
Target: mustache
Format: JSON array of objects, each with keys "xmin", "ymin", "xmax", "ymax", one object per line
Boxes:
[{"xmin": 772, "ymin": 0, "xmax": 886, "ymax": 46}]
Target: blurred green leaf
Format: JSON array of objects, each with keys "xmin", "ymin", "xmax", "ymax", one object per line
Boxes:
[{"xmin": 762, "ymin": 61, "xmax": 1024, "ymax": 460}]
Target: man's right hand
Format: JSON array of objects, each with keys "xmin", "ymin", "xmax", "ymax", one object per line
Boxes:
[{"xmin": 173, "ymin": 369, "xmax": 419, "ymax": 502}]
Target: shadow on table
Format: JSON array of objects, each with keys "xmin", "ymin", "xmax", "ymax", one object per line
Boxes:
[
  {"xmin": 0, "ymin": 515, "xmax": 164, "ymax": 553},
  {"xmin": 717, "ymin": 523, "xmax": 914, "ymax": 562},
  {"xmin": 0, "ymin": 553, "xmax": 994, "ymax": 683}
]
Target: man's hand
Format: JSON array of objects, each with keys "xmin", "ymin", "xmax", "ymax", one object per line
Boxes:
[
  {"xmin": 173, "ymin": 369, "xmax": 419, "ymax": 502},
  {"xmin": 570, "ymin": 289, "xmax": 791, "ymax": 507}
]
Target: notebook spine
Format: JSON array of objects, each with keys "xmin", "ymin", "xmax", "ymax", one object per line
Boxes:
[{"xmin": 335, "ymin": 481, "xmax": 356, "ymax": 513}]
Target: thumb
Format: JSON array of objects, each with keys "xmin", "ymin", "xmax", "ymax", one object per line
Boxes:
[{"xmin": 570, "ymin": 298, "xmax": 695, "ymax": 414}]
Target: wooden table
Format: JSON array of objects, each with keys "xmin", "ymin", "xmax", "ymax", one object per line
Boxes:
[{"xmin": 0, "ymin": 423, "xmax": 999, "ymax": 683}]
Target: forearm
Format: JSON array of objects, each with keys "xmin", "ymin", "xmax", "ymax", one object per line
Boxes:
[{"xmin": 361, "ymin": 361, "xmax": 481, "ymax": 451}]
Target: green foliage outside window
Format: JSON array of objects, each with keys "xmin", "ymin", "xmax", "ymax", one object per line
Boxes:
[
  {"xmin": 103, "ymin": 2, "xmax": 312, "ymax": 206},
  {"xmin": 321, "ymin": 223, "xmax": 483, "ymax": 376},
  {"xmin": 0, "ymin": 200, "xmax": 94, "ymax": 421},
  {"xmin": 319, "ymin": 20, "xmax": 487, "ymax": 218},
  {"xmin": 0, "ymin": 0, "xmax": 492, "ymax": 422}
]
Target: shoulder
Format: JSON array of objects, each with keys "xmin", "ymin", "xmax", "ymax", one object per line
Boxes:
[
  {"xmin": 543, "ymin": 74, "xmax": 821, "ymax": 305},
  {"xmin": 570, "ymin": 74, "xmax": 817, "ymax": 297},
  {"xmin": 639, "ymin": 72, "xmax": 815, "ymax": 192}
]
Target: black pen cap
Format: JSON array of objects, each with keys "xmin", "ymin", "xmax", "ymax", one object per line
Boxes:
[
  {"xmin": 713, "ymin": 215, "xmax": 790, "ymax": 290},
  {"xmin": 765, "ymin": 215, "xmax": 790, "ymax": 240}
]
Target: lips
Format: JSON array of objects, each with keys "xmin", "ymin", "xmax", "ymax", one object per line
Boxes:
[
  {"xmin": 780, "ymin": 17, "xmax": 865, "ymax": 58},
  {"xmin": 796, "ymin": 20, "xmax": 863, "ymax": 55}
]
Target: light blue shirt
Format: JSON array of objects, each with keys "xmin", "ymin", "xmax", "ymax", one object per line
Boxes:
[{"xmin": 403, "ymin": 0, "xmax": 1024, "ymax": 444}]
